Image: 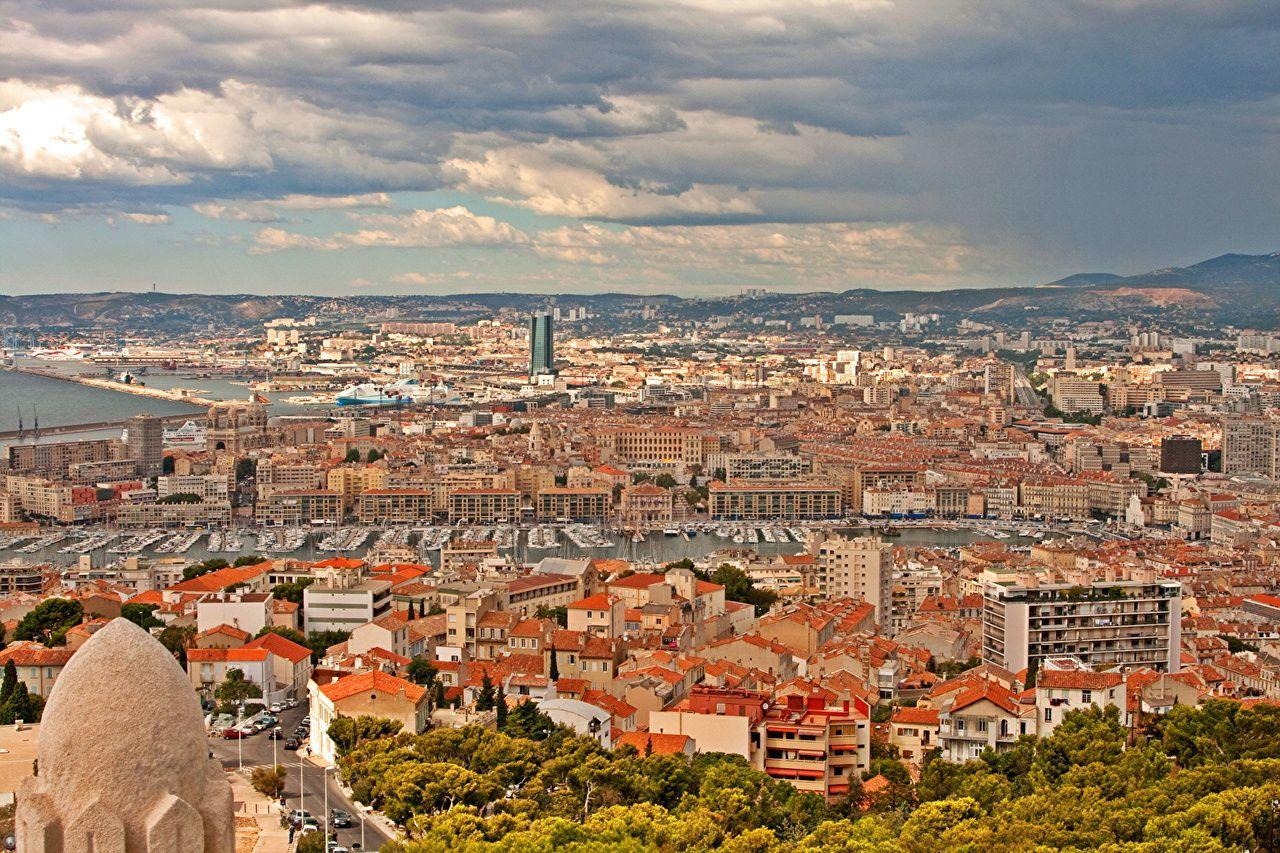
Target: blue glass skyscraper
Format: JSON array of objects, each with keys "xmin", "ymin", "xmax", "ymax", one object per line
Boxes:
[{"xmin": 529, "ymin": 312, "xmax": 555, "ymax": 377}]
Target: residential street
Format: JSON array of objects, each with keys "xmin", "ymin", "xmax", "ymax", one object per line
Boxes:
[{"xmin": 210, "ymin": 705, "xmax": 393, "ymax": 851}]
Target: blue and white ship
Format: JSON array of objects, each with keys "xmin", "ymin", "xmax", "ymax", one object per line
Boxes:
[{"xmin": 335, "ymin": 378, "xmax": 421, "ymax": 407}]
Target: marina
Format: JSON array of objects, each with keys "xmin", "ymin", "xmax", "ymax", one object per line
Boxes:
[{"xmin": 0, "ymin": 520, "xmax": 1052, "ymax": 570}]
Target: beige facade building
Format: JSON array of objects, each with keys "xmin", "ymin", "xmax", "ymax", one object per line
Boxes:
[{"xmin": 815, "ymin": 536, "xmax": 894, "ymax": 625}]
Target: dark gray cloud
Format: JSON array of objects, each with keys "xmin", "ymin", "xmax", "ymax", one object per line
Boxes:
[{"xmin": 1, "ymin": 0, "xmax": 1278, "ymax": 275}]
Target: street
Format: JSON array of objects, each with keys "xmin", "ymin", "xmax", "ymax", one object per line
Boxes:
[{"xmin": 209, "ymin": 704, "xmax": 393, "ymax": 852}]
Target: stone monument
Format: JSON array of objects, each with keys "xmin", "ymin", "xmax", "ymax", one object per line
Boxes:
[{"xmin": 16, "ymin": 618, "xmax": 235, "ymax": 852}]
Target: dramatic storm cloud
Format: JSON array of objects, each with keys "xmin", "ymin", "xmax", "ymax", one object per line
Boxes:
[{"xmin": 2, "ymin": 0, "xmax": 1278, "ymax": 294}]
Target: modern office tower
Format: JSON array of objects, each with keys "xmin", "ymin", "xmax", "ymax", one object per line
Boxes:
[
  {"xmin": 1160, "ymin": 435, "xmax": 1203, "ymax": 474},
  {"xmin": 529, "ymin": 312, "xmax": 555, "ymax": 377},
  {"xmin": 1222, "ymin": 417, "xmax": 1280, "ymax": 478},
  {"xmin": 982, "ymin": 579, "xmax": 1182, "ymax": 674},
  {"xmin": 126, "ymin": 413, "xmax": 164, "ymax": 478}
]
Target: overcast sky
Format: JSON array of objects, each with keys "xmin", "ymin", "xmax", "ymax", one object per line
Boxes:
[{"xmin": 3, "ymin": 0, "xmax": 1278, "ymax": 296}]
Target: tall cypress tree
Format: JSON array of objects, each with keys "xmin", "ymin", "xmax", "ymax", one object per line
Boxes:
[{"xmin": 0, "ymin": 660, "xmax": 17, "ymax": 704}]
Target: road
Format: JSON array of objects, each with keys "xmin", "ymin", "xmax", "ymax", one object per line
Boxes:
[{"xmin": 209, "ymin": 705, "xmax": 393, "ymax": 852}]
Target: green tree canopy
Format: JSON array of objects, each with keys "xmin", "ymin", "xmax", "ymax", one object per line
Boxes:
[{"xmin": 15, "ymin": 598, "xmax": 84, "ymax": 646}]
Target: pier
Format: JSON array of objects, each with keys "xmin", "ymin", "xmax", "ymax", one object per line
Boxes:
[
  {"xmin": 0, "ymin": 412, "xmax": 195, "ymax": 442},
  {"xmin": 4, "ymin": 365, "xmax": 218, "ymax": 407}
]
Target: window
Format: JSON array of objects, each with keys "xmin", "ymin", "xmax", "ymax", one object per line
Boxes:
[
  {"xmin": 1044, "ymin": 707, "xmax": 1053, "ymax": 722},
  {"xmin": 1081, "ymin": 690, "xmax": 1092, "ymax": 704}
]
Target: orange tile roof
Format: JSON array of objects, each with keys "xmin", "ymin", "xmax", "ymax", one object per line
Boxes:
[
  {"xmin": 318, "ymin": 669, "xmax": 426, "ymax": 704},
  {"xmin": 615, "ymin": 731, "xmax": 691, "ymax": 755},
  {"xmin": 245, "ymin": 631, "xmax": 312, "ymax": 664}
]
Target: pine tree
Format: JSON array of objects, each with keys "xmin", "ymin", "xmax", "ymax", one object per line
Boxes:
[
  {"xmin": 434, "ymin": 680, "xmax": 446, "ymax": 708},
  {"xmin": 406, "ymin": 600, "xmax": 416, "ymax": 620},
  {"xmin": 548, "ymin": 645, "xmax": 559, "ymax": 681}
]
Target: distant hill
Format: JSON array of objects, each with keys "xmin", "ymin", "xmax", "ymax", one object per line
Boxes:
[
  {"xmin": 1043, "ymin": 273, "xmax": 1125, "ymax": 288},
  {"xmin": 1, "ymin": 250, "xmax": 1277, "ymax": 331}
]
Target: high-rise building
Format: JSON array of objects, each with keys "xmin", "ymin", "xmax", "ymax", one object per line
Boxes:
[
  {"xmin": 1222, "ymin": 417, "xmax": 1280, "ymax": 478},
  {"xmin": 529, "ymin": 312, "xmax": 555, "ymax": 377},
  {"xmin": 1160, "ymin": 435, "xmax": 1203, "ymax": 474},
  {"xmin": 814, "ymin": 536, "xmax": 894, "ymax": 626},
  {"xmin": 126, "ymin": 414, "xmax": 164, "ymax": 478},
  {"xmin": 982, "ymin": 579, "xmax": 1182, "ymax": 674}
]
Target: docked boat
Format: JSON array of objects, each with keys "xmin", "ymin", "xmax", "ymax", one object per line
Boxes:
[
  {"xmin": 162, "ymin": 419, "xmax": 207, "ymax": 449},
  {"xmin": 336, "ymin": 378, "xmax": 422, "ymax": 407}
]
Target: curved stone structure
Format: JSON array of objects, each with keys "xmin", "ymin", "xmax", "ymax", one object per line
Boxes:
[{"xmin": 17, "ymin": 618, "xmax": 234, "ymax": 852}]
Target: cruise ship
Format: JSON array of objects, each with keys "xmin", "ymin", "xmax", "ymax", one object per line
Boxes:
[
  {"xmin": 335, "ymin": 378, "xmax": 422, "ymax": 407},
  {"xmin": 162, "ymin": 419, "xmax": 207, "ymax": 449}
]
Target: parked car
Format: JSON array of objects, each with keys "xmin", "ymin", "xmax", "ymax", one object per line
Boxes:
[
  {"xmin": 285, "ymin": 698, "xmax": 299, "ymax": 709},
  {"xmin": 285, "ymin": 738, "xmax": 300, "ymax": 751},
  {"xmin": 222, "ymin": 728, "xmax": 246, "ymax": 740},
  {"xmin": 328, "ymin": 844, "xmax": 350, "ymax": 853},
  {"xmin": 287, "ymin": 809, "xmax": 313, "ymax": 828},
  {"xmin": 270, "ymin": 702, "xmax": 283, "ymax": 714},
  {"xmin": 269, "ymin": 727, "xmax": 284, "ymax": 740},
  {"xmin": 330, "ymin": 809, "xmax": 353, "ymax": 828}
]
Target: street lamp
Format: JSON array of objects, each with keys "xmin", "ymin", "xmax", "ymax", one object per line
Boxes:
[
  {"xmin": 322, "ymin": 766, "xmax": 333, "ymax": 844},
  {"xmin": 236, "ymin": 701, "xmax": 244, "ymax": 771}
]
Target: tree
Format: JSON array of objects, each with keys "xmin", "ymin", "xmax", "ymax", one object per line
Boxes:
[
  {"xmin": 215, "ymin": 668, "xmax": 262, "ymax": 714},
  {"xmin": 706, "ymin": 563, "xmax": 778, "ymax": 616},
  {"xmin": 476, "ymin": 673, "xmax": 497, "ymax": 711},
  {"xmin": 344, "ymin": 448, "xmax": 361, "ymax": 463},
  {"xmin": 15, "ymin": 598, "xmax": 84, "ymax": 647},
  {"xmin": 434, "ymin": 681, "xmax": 447, "ymax": 709},
  {"xmin": 158, "ymin": 624, "xmax": 196, "ymax": 667},
  {"xmin": 327, "ymin": 715, "xmax": 403, "ymax": 756},
  {"xmin": 407, "ymin": 658, "xmax": 437, "ymax": 686},
  {"xmin": 535, "ymin": 605, "xmax": 568, "ymax": 627},
  {"xmin": 256, "ymin": 625, "xmax": 306, "ymax": 645},
  {"xmin": 0, "ymin": 683, "xmax": 40, "ymax": 725},
  {"xmin": 305, "ymin": 630, "xmax": 350, "ymax": 663},
  {"xmin": 367, "ymin": 449, "xmax": 382, "ymax": 463},
  {"xmin": 548, "ymin": 646, "xmax": 560, "ymax": 681},
  {"xmin": 654, "ymin": 473, "xmax": 678, "ymax": 489},
  {"xmin": 121, "ymin": 603, "xmax": 163, "ymax": 631},
  {"xmin": 270, "ymin": 578, "xmax": 314, "ymax": 604},
  {"xmin": 296, "ymin": 831, "xmax": 326, "ymax": 853},
  {"xmin": 500, "ymin": 700, "xmax": 555, "ymax": 740},
  {"xmin": 250, "ymin": 764, "xmax": 287, "ymax": 799},
  {"xmin": 234, "ymin": 554, "xmax": 265, "ymax": 567},
  {"xmin": 183, "ymin": 558, "xmax": 228, "ymax": 581},
  {"xmin": 235, "ymin": 458, "xmax": 257, "ymax": 480}
]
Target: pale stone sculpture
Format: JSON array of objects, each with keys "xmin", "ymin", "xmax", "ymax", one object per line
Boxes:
[{"xmin": 17, "ymin": 618, "xmax": 235, "ymax": 852}]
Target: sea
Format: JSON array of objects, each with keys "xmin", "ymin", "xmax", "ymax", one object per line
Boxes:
[{"xmin": 0, "ymin": 360, "xmax": 331, "ymax": 449}]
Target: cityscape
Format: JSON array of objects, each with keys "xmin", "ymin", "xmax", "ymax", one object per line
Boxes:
[{"xmin": 3, "ymin": 1, "xmax": 1280, "ymax": 852}]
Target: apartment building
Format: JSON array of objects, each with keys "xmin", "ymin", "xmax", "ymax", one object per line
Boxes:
[
  {"xmin": 535, "ymin": 487, "xmax": 610, "ymax": 520},
  {"xmin": 303, "ymin": 573, "xmax": 393, "ymax": 633},
  {"xmin": 255, "ymin": 489, "xmax": 342, "ymax": 525},
  {"xmin": 1050, "ymin": 376, "xmax": 1106, "ymax": 413},
  {"xmin": 708, "ymin": 482, "xmax": 842, "ymax": 520},
  {"xmin": 1223, "ymin": 417, "xmax": 1280, "ymax": 478},
  {"xmin": 116, "ymin": 500, "xmax": 234, "ymax": 528},
  {"xmin": 357, "ymin": 488, "xmax": 434, "ymax": 523},
  {"xmin": 760, "ymin": 694, "xmax": 872, "ymax": 802},
  {"xmin": 156, "ymin": 474, "xmax": 232, "ymax": 501},
  {"xmin": 326, "ymin": 465, "xmax": 389, "ymax": 511},
  {"xmin": 1034, "ymin": 658, "xmax": 1124, "ymax": 737},
  {"xmin": 814, "ymin": 536, "xmax": 893, "ymax": 625},
  {"xmin": 448, "ymin": 488, "xmax": 520, "ymax": 523},
  {"xmin": 709, "ymin": 452, "xmax": 812, "ymax": 482},
  {"xmin": 982, "ymin": 578, "xmax": 1182, "ymax": 674}
]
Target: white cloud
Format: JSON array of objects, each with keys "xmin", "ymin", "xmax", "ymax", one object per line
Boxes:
[
  {"xmin": 446, "ymin": 146, "xmax": 761, "ymax": 221},
  {"xmin": 194, "ymin": 192, "xmax": 394, "ymax": 221},
  {"xmin": 118, "ymin": 212, "xmax": 170, "ymax": 225},
  {"xmin": 251, "ymin": 205, "xmax": 528, "ymax": 252}
]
